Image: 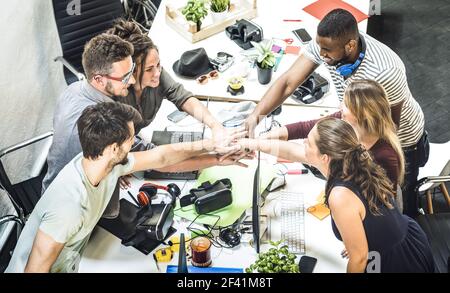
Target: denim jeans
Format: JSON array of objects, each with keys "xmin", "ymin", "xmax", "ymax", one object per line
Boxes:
[{"xmin": 402, "ymin": 131, "xmax": 430, "ymax": 218}]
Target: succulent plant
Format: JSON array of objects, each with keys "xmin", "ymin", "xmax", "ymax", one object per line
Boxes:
[
  {"xmin": 248, "ymin": 39, "xmax": 276, "ymax": 69},
  {"xmin": 210, "ymin": 0, "xmax": 230, "ymax": 13}
]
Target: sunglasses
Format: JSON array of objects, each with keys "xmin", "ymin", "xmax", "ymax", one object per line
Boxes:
[
  {"xmin": 103, "ymin": 62, "xmax": 136, "ymax": 85},
  {"xmin": 196, "ymin": 70, "xmax": 219, "ymax": 84}
]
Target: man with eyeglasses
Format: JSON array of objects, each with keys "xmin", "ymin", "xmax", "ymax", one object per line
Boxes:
[
  {"xmin": 41, "ymin": 34, "xmax": 137, "ymax": 218},
  {"xmin": 42, "ymin": 34, "xmax": 247, "ymax": 219}
]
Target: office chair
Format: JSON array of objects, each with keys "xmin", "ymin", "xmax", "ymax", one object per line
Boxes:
[
  {"xmin": 417, "ymin": 141, "xmax": 450, "ymax": 214},
  {"xmin": 52, "ymin": 0, "xmax": 124, "ymax": 85},
  {"xmin": 123, "ymin": 0, "xmax": 159, "ymax": 33},
  {"xmin": 0, "ymin": 131, "xmax": 53, "ymax": 272},
  {"xmin": 414, "ymin": 141, "xmax": 450, "ymax": 273}
]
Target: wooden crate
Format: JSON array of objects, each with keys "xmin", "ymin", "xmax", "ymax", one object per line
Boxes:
[{"xmin": 165, "ymin": 0, "xmax": 258, "ymax": 43}]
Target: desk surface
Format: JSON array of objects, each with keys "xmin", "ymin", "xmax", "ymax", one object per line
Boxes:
[
  {"xmin": 149, "ymin": 0, "xmax": 370, "ymax": 107},
  {"xmin": 79, "ymin": 100, "xmax": 347, "ymax": 273},
  {"xmin": 78, "ymin": 0, "xmax": 374, "ymax": 272}
]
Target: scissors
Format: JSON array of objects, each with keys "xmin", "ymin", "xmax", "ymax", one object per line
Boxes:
[{"xmin": 273, "ymin": 38, "xmax": 294, "ymax": 45}]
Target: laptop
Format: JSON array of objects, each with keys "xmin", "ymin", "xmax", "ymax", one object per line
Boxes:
[{"xmin": 144, "ymin": 130, "xmax": 204, "ymax": 180}]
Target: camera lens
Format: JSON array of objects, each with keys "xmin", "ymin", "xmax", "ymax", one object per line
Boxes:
[{"xmin": 216, "ymin": 52, "xmax": 228, "ymax": 64}]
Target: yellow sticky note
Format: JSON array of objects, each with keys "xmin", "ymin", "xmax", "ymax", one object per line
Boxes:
[{"xmin": 307, "ymin": 203, "xmax": 330, "ymax": 220}]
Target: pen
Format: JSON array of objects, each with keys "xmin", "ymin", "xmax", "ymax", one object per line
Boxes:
[
  {"xmin": 283, "ymin": 19, "xmax": 302, "ymax": 22},
  {"xmin": 127, "ymin": 191, "xmax": 140, "ymax": 206}
]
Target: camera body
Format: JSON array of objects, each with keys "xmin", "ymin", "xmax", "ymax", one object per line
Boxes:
[
  {"xmin": 290, "ymin": 73, "xmax": 329, "ymax": 104},
  {"xmin": 210, "ymin": 52, "xmax": 234, "ymax": 72}
]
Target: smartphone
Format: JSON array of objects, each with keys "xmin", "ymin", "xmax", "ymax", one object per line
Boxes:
[
  {"xmin": 167, "ymin": 110, "xmax": 188, "ymax": 123},
  {"xmin": 292, "ymin": 28, "xmax": 312, "ymax": 44},
  {"xmin": 298, "ymin": 255, "xmax": 317, "ymax": 273}
]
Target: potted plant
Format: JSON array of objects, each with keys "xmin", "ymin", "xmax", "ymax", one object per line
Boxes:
[
  {"xmin": 246, "ymin": 240, "xmax": 299, "ymax": 273},
  {"xmin": 210, "ymin": 0, "xmax": 230, "ymax": 22},
  {"xmin": 182, "ymin": 0, "xmax": 209, "ymax": 32},
  {"xmin": 250, "ymin": 39, "xmax": 276, "ymax": 85}
]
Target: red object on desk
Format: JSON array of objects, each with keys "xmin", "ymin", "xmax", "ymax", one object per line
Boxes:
[
  {"xmin": 285, "ymin": 45, "xmax": 301, "ymax": 55},
  {"xmin": 287, "ymin": 169, "xmax": 309, "ymax": 175},
  {"xmin": 303, "ymin": 0, "xmax": 368, "ymax": 23}
]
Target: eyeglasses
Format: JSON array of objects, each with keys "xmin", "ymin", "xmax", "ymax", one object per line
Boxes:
[
  {"xmin": 103, "ymin": 62, "xmax": 136, "ymax": 85},
  {"xmin": 196, "ymin": 70, "xmax": 219, "ymax": 84}
]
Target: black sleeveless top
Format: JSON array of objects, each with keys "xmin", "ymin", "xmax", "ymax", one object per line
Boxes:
[{"xmin": 329, "ymin": 180, "xmax": 435, "ymax": 273}]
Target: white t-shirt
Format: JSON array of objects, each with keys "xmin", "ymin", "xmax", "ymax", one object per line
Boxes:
[{"xmin": 5, "ymin": 153, "xmax": 135, "ymax": 273}]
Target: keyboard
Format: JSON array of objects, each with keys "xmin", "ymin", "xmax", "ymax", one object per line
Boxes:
[
  {"xmin": 279, "ymin": 191, "xmax": 306, "ymax": 254},
  {"xmin": 170, "ymin": 132, "xmax": 203, "ymax": 143}
]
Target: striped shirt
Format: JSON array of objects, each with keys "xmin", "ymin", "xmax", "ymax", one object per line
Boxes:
[{"xmin": 304, "ymin": 32, "xmax": 424, "ymax": 147}]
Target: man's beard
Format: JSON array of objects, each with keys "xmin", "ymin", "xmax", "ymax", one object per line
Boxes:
[
  {"xmin": 105, "ymin": 81, "xmax": 128, "ymax": 98},
  {"xmin": 107, "ymin": 150, "xmax": 129, "ymax": 171}
]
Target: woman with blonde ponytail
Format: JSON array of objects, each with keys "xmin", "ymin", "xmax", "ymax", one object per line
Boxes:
[
  {"xmin": 236, "ymin": 118, "xmax": 434, "ymax": 273},
  {"xmin": 262, "ymin": 80, "xmax": 404, "ymax": 187}
]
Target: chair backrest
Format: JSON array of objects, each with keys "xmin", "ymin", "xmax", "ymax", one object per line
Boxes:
[
  {"xmin": 52, "ymin": 0, "xmax": 124, "ymax": 84},
  {"xmin": 0, "ymin": 132, "xmax": 53, "ymax": 217},
  {"xmin": 418, "ymin": 141, "xmax": 450, "ymax": 192}
]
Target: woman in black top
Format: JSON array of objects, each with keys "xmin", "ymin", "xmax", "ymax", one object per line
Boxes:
[{"xmin": 236, "ymin": 117, "xmax": 434, "ymax": 272}]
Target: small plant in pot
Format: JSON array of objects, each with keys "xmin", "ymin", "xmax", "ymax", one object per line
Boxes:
[
  {"xmin": 182, "ymin": 0, "xmax": 208, "ymax": 32},
  {"xmin": 210, "ymin": 0, "xmax": 230, "ymax": 22},
  {"xmin": 250, "ymin": 40, "xmax": 276, "ymax": 85}
]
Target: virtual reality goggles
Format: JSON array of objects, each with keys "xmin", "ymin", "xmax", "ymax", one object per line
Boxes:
[{"xmin": 180, "ymin": 179, "xmax": 233, "ymax": 214}]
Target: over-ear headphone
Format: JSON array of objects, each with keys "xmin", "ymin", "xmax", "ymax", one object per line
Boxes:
[
  {"xmin": 137, "ymin": 183, "xmax": 181, "ymax": 208},
  {"xmin": 336, "ymin": 35, "xmax": 366, "ymax": 78}
]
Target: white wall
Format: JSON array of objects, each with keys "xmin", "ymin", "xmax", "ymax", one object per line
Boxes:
[{"xmin": 0, "ymin": 0, "xmax": 67, "ymax": 230}]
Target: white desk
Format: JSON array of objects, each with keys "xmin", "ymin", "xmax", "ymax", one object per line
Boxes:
[
  {"xmin": 149, "ymin": 0, "xmax": 370, "ymax": 107},
  {"xmin": 79, "ymin": 100, "xmax": 347, "ymax": 273}
]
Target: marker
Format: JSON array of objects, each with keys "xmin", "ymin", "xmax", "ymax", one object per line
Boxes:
[{"xmin": 287, "ymin": 169, "xmax": 309, "ymax": 175}]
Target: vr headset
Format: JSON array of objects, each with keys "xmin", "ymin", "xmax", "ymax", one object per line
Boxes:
[
  {"xmin": 290, "ymin": 72, "xmax": 329, "ymax": 104},
  {"xmin": 225, "ymin": 19, "xmax": 263, "ymax": 50},
  {"xmin": 180, "ymin": 179, "xmax": 233, "ymax": 214}
]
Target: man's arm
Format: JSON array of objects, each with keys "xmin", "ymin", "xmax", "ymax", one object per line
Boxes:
[
  {"xmin": 155, "ymin": 154, "xmax": 248, "ymax": 172},
  {"xmin": 131, "ymin": 130, "xmax": 245, "ymax": 173},
  {"xmin": 245, "ymin": 55, "xmax": 319, "ymax": 137},
  {"xmin": 25, "ymin": 229, "xmax": 65, "ymax": 273}
]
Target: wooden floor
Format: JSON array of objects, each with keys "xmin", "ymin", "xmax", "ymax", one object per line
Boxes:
[{"xmin": 368, "ymin": 0, "xmax": 450, "ymax": 143}]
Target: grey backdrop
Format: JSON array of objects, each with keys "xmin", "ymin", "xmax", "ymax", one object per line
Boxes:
[{"xmin": 0, "ymin": 0, "xmax": 67, "ymax": 241}]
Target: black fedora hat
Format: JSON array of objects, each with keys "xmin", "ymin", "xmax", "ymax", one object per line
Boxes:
[{"xmin": 172, "ymin": 48, "xmax": 215, "ymax": 79}]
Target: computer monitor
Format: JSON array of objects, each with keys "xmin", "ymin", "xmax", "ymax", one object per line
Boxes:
[{"xmin": 252, "ymin": 151, "xmax": 261, "ymax": 253}]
